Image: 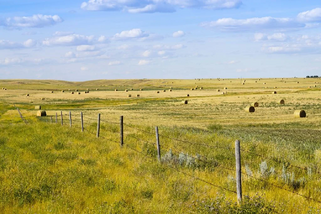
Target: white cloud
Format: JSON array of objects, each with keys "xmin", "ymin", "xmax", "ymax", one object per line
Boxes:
[
  {"xmin": 255, "ymin": 33, "xmax": 287, "ymax": 42},
  {"xmin": 1, "ymin": 14, "xmax": 63, "ymax": 29},
  {"xmin": 80, "ymin": 66, "xmax": 88, "ymax": 71},
  {"xmin": 297, "ymin": 8, "xmax": 321, "ymax": 22},
  {"xmin": 81, "ymin": 0, "xmax": 242, "ymax": 13},
  {"xmin": 228, "ymin": 60, "xmax": 237, "ymax": 64},
  {"xmin": 43, "ymin": 34, "xmax": 94, "ymax": 46},
  {"xmin": 54, "ymin": 31, "xmax": 73, "ymax": 36},
  {"xmin": 113, "ymin": 28, "xmax": 148, "ymax": 40},
  {"xmin": 98, "ymin": 35, "xmax": 107, "ymax": 42},
  {"xmin": 267, "ymin": 46, "xmax": 301, "ymax": 53},
  {"xmin": 138, "ymin": 60, "xmax": 149, "ymax": 65},
  {"xmin": 0, "ymin": 58, "xmax": 23, "ymax": 65},
  {"xmin": 65, "ymin": 52, "xmax": 76, "ymax": 58},
  {"xmin": 0, "ymin": 57, "xmax": 44, "ymax": 65},
  {"xmin": 0, "ymin": 39, "xmax": 36, "ymax": 49},
  {"xmin": 254, "ymin": 33, "xmax": 267, "ymax": 41},
  {"xmin": 142, "ymin": 50, "xmax": 152, "ymax": 57},
  {"xmin": 108, "ymin": 61, "xmax": 121, "ymax": 66},
  {"xmin": 158, "ymin": 51, "xmax": 166, "ymax": 56},
  {"xmin": 23, "ymin": 39, "xmax": 36, "ymax": 48},
  {"xmin": 173, "ymin": 30, "xmax": 185, "ymax": 38},
  {"xmin": 76, "ymin": 45, "xmax": 96, "ymax": 51},
  {"xmin": 268, "ymin": 33, "xmax": 287, "ymax": 41},
  {"xmin": 202, "ymin": 17, "xmax": 305, "ymax": 31}
]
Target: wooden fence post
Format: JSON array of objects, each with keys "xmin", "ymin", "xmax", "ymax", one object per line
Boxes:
[
  {"xmin": 81, "ymin": 112, "xmax": 84, "ymax": 132},
  {"xmin": 156, "ymin": 126, "xmax": 161, "ymax": 162},
  {"xmin": 55, "ymin": 112, "xmax": 57, "ymax": 123},
  {"xmin": 50, "ymin": 116, "xmax": 53, "ymax": 123},
  {"xmin": 97, "ymin": 113, "xmax": 100, "ymax": 138},
  {"xmin": 61, "ymin": 111, "xmax": 63, "ymax": 126},
  {"xmin": 120, "ymin": 116, "xmax": 123, "ymax": 147},
  {"xmin": 235, "ymin": 140, "xmax": 242, "ymax": 203},
  {"xmin": 69, "ymin": 111, "xmax": 72, "ymax": 127}
]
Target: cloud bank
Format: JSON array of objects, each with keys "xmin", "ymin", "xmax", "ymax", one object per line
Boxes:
[
  {"xmin": 81, "ymin": 0, "xmax": 242, "ymax": 13},
  {"xmin": 0, "ymin": 14, "xmax": 63, "ymax": 29}
]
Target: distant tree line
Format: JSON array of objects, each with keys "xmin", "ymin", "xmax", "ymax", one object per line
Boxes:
[{"xmin": 306, "ymin": 75, "xmax": 319, "ymax": 78}]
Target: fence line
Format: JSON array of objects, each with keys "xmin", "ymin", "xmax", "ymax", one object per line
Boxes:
[{"xmin": 28, "ymin": 110, "xmax": 321, "ymax": 205}]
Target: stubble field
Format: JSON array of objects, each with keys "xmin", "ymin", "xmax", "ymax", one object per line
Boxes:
[{"xmin": 0, "ymin": 78, "xmax": 321, "ymax": 213}]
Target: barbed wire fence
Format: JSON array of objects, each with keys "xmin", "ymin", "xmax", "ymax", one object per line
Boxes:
[{"xmin": 17, "ymin": 110, "xmax": 321, "ymax": 206}]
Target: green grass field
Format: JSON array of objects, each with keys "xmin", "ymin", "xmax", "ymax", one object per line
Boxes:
[{"xmin": 0, "ymin": 78, "xmax": 321, "ymax": 213}]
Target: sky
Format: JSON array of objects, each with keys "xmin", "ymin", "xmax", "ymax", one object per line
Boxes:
[{"xmin": 0, "ymin": 0, "xmax": 321, "ymax": 80}]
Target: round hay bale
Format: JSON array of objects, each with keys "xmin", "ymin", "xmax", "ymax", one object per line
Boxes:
[
  {"xmin": 245, "ymin": 106, "xmax": 255, "ymax": 113},
  {"xmin": 200, "ymin": 87, "xmax": 203, "ymax": 90},
  {"xmin": 280, "ymin": 99, "xmax": 285, "ymax": 105},
  {"xmin": 96, "ymin": 88, "xmax": 99, "ymax": 90},
  {"xmin": 263, "ymin": 83, "xmax": 266, "ymax": 85},
  {"xmin": 131, "ymin": 88, "xmax": 133, "ymax": 91},
  {"xmin": 37, "ymin": 110, "xmax": 46, "ymax": 117},
  {"xmin": 184, "ymin": 100, "xmax": 188, "ymax": 104},
  {"xmin": 297, "ymin": 82, "xmax": 299, "ymax": 84},
  {"xmin": 78, "ymin": 92, "xmax": 81, "ymax": 95},
  {"xmin": 191, "ymin": 88, "xmax": 194, "ymax": 90},
  {"xmin": 51, "ymin": 91, "xmax": 53, "ymax": 93},
  {"xmin": 156, "ymin": 91, "xmax": 160, "ymax": 93},
  {"xmin": 252, "ymin": 102, "xmax": 259, "ymax": 107},
  {"xmin": 217, "ymin": 89, "xmax": 221, "ymax": 92},
  {"xmin": 169, "ymin": 89, "xmax": 172, "ymax": 92},
  {"xmin": 136, "ymin": 94, "xmax": 140, "ymax": 97},
  {"xmin": 115, "ymin": 89, "xmax": 118, "ymax": 91},
  {"xmin": 62, "ymin": 90, "xmax": 64, "ymax": 92},
  {"xmin": 272, "ymin": 91, "xmax": 277, "ymax": 94},
  {"xmin": 125, "ymin": 89, "xmax": 128, "ymax": 92},
  {"xmin": 294, "ymin": 110, "xmax": 306, "ymax": 118},
  {"xmin": 224, "ymin": 87, "xmax": 227, "ymax": 89},
  {"xmin": 187, "ymin": 94, "xmax": 189, "ymax": 97},
  {"xmin": 274, "ymin": 87, "xmax": 277, "ymax": 89},
  {"xmin": 41, "ymin": 98, "xmax": 45, "ymax": 100},
  {"xmin": 163, "ymin": 90, "xmax": 166, "ymax": 92},
  {"xmin": 242, "ymin": 83, "xmax": 245, "ymax": 85},
  {"xmin": 128, "ymin": 94, "xmax": 131, "ymax": 97},
  {"xmin": 140, "ymin": 89, "xmax": 143, "ymax": 91},
  {"xmin": 76, "ymin": 89, "xmax": 78, "ymax": 91},
  {"xmin": 315, "ymin": 85, "xmax": 317, "ymax": 87},
  {"xmin": 26, "ymin": 94, "xmax": 29, "ymax": 97},
  {"xmin": 71, "ymin": 92, "xmax": 74, "ymax": 94},
  {"xmin": 35, "ymin": 105, "xmax": 41, "ymax": 110}
]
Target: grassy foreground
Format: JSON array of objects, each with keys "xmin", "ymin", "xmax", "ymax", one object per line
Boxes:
[{"xmin": 0, "ymin": 78, "xmax": 321, "ymax": 213}]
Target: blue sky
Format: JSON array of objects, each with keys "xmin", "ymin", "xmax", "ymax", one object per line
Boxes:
[{"xmin": 0, "ymin": 0, "xmax": 321, "ymax": 80}]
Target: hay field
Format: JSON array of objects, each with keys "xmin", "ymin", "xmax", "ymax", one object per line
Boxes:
[
  {"xmin": 1, "ymin": 78, "xmax": 321, "ymax": 213},
  {"xmin": 1, "ymin": 78, "xmax": 320, "ymax": 128}
]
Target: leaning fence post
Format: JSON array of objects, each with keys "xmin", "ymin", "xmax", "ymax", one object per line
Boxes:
[
  {"xmin": 120, "ymin": 116, "xmax": 123, "ymax": 147},
  {"xmin": 97, "ymin": 113, "xmax": 100, "ymax": 138},
  {"xmin": 155, "ymin": 126, "xmax": 161, "ymax": 162},
  {"xmin": 235, "ymin": 140, "xmax": 242, "ymax": 203},
  {"xmin": 81, "ymin": 112, "xmax": 84, "ymax": 132},
  {"xmin": 61, "ymin": 111, "xmax": 63, "ymax": 126},
  {"xmin": 69, "ymin": 111, "xmax": 72, "ymax": 127}
]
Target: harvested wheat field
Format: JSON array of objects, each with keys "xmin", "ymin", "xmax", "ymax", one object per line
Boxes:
[{"xmin": 1, "ymin": 78, "xmax": 321, "ymax": 213}]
